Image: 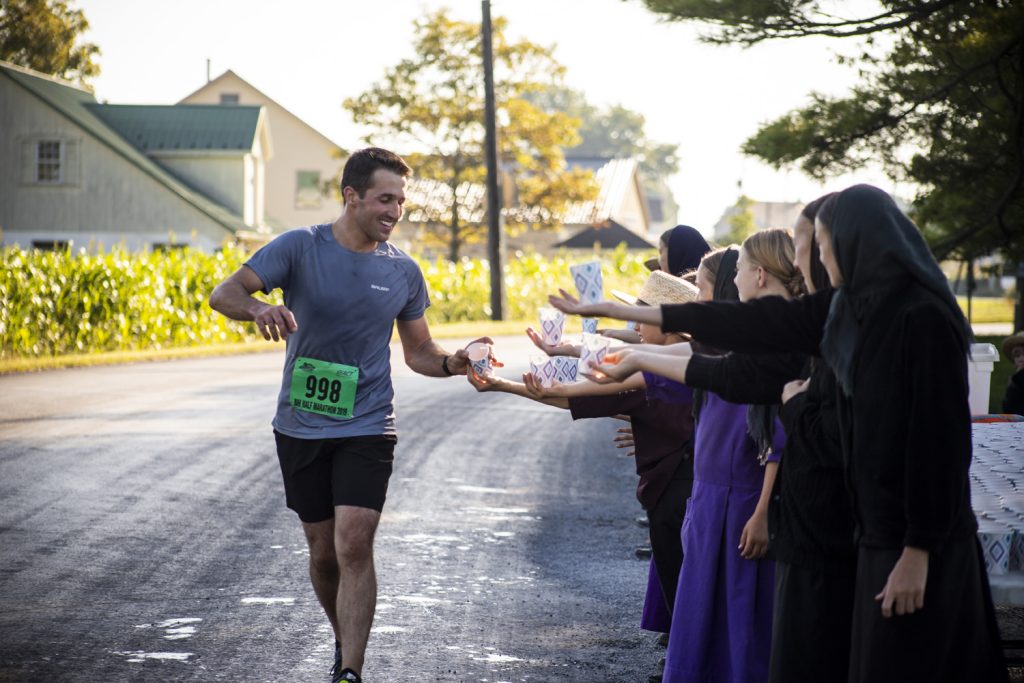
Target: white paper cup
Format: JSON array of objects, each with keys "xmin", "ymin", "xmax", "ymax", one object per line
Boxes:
[
  {"xmin": 578, "ymin": 333, "xmax": 610, "ymax": 376},
  {"xmin": 539, "ymin": 307, "xmax": 565, "ymax": 346},
  {"xmin": 466, "ymin": 342, "xmax": 492, "ymax": 377},
  {"xmin": 570, "ymin": 261, "xmax": 604, "ymax": 304},
  {"xmin": 552, "ymin": 356, "xmax": 579, "ymax": 384},
  {"xmin": 581, "ymin": 317, "xmax": 598, "ymax": 335},
  {"xmin": 529, "ymin": 354, "xmax": 557, "ymax": 388}
]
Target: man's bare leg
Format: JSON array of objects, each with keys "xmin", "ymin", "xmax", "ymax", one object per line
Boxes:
[
  {"xmin": 335, "ymin": 504, "xmax": 381, "ymax": 676},
  {"xmin": 302, "ymin": 518, "xmax": 341, "ymax": 643}
]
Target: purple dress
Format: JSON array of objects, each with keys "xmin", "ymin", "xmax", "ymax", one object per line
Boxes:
[
  {"xmin": 664, "ymin": 392, "xmax": 783, "ymax": 683},
  {"xmin": 641, "ymin": 559, "xmax": 672, "ymax": 633}
]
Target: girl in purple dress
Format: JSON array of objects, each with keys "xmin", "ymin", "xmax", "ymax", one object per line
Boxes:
[{"xmin": 582, "ymin": 233, "xmax": 806, "ymax": 683}]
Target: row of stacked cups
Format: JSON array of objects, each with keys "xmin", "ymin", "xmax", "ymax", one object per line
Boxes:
[
  {"xmin": 528, "ymin": 261, "xmax": 611, "ymax": 386},
  {"xmin": 971, "ymin": 421, "xmax": 1024, "ymax": 575}
]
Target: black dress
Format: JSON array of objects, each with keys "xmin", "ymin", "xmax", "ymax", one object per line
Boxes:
[
  {"xmin": 667, "ymin": 298, "xmax": 857, "ymax": 683},
  {"xmin": 661, "ymin": 287, "xmax": 1007, "ymax": 683}
]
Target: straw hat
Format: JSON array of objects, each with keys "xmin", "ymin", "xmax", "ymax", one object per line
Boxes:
[
  {"xmin": 611, "ymin": 270, "xmax": 700, "ymax": 306},
  {"xmin": 1003, "ymin": 331, "xmax": 1024, "ymax": 359}
]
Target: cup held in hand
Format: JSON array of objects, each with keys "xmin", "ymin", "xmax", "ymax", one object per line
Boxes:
[
  {"xmin": 579, "ymin": 333, "xmax": 610, "ymax": 376},
  {"xmin": 466, "ymin": 342, "xmax": 493, "ymax": 377},
  {"xmin": 570, "ymin": 260, "xmax": 604, "ymax": 305},
  {"xmin": 529, "ymin": 354, "xmax": 558, "ymax": 388},
  {"xmin": 539, "ymin": 307, "xmax": 565, "ymax": 346},
  {"xmin": 551, "ymin": 356, "xmax": 579, "ymax": 384}
]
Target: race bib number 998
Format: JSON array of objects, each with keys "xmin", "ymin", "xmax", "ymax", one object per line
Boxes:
[{"xmin": 289, "ymin": 357, "xmax": 359, "ymax": 419}]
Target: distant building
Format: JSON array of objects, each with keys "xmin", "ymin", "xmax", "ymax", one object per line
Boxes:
[
  {"xmin": 401, "ymin": 156, "xmax": 654, "ymax": 257},
  {"xmin": 711, "ymin": 200, "xmax": 804, "ymax": 242},
  {"xmin": 179, "ymin": 70, "xmax": 346, "ymax": 231},
  {"xmin": 0, "ymin": 61, "xmax": 271, "ymax": 251}
]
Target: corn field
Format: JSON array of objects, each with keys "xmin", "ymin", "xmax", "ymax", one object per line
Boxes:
[{"xmin": 1, "ymin": 243, "xmax": 653, "ymax": 359}]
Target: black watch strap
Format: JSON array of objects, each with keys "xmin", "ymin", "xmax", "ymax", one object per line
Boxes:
[{"xmin": 442, "ymin": 355, "xmax": 454, "ymax": 376}]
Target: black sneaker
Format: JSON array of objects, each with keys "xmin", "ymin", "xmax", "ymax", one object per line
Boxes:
[
  {"xmin": 332, "ymin": 668, "xmax": 361, "ymax": 683},
  {"xmin": 330, "ymin": 641, "xmax": 342, "ymax": 679}
]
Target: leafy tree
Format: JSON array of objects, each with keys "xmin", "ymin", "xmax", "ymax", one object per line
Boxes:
[
  {"xmin": 0, "ymin": 0, "xmax": 100, "ymax": 86},
  {"xmin": 528, "ymin": 86, "xmax": 681, "ymax": 220},
  {"xmin": 722, "ymin": 194, "xmax": 756, "ymax": 245},
  {"xmin": 342, "ymin": 9, "xmax": 598, "ymax": 261},
  {"xmin": 636, "ymin": 0, "xmax": 1024, "ymax": 326}
]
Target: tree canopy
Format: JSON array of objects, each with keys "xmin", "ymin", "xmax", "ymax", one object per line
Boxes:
[
  {"xmin": 637, "ymin": 0, "xmax": 1024, "ymax": 268},
  {"xmin": 527, "ymin": 85, "xmax": 682, "ymax": 227},
  {"xmin": 0, "ymin": 0, "xmax": 100, "ymax": 86},
  {"xmin": 342, "ymin": 9, "xmax": 598, "ymax": 261}
]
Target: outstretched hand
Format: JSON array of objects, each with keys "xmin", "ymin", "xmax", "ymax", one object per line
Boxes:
[
  {"xmin": 547, "ymin": 289, "xmax": 608, "ymax": 318},
  {"xmin": 446, "ymin": 337, "xmax": 504, "ymax": 376},
  {"xmin": 522, "ymin": 372, "xmax": 563, "ymax": 399},
  {"xmin": 525, "ymin": 326, "xmax": 579, "ymax": 357},
  {"xmin": 467, "ymin": 367, "xmax": 511, "ymax": 392},
  {"xmin": 584, "ymin": 348, "xmax": 641, "ymax": 384}
]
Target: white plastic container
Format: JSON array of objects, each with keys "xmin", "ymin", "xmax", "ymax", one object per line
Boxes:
[{"xmin": 968, "ymin": 343, "xmax": 999, "ymax": 415}]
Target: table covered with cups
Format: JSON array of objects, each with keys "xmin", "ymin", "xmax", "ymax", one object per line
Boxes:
[{"xmin": 972, "ymin": 420, "xmax": 1024, "ymax": 605}]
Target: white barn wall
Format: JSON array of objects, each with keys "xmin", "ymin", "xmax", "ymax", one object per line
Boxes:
[{"xmin": 0, "ymin": 76, "xmax": 235, "ymax": 251}]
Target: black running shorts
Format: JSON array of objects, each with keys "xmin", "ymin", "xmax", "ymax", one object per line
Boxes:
[{"xmin": 273, "ymin": 431, "xmax": 396, "ymax": 522}]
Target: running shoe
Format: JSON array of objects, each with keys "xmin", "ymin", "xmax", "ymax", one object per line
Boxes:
[
  {"xmin": 332, "ymin": 668, "xmax": 361, "ymax": 683},
  {"xmin": 330, "ymin": 641, "xmax": 342, "ymax": 679}
]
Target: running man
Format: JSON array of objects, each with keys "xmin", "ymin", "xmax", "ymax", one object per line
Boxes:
[{"xmin": 209, "ymin": 147, "xmax": 489, "ymax": 683}]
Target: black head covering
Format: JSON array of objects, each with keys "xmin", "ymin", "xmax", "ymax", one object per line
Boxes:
[
  {"xmin": 801, "ymin": 193, "xmax": 836, "ymax": 294},
  {"xmin": 712, "ymin": 247, "xmax": 740, "ymax": 302},
  {"xmin": 663, "ymin": 225, "xmax": 712, "ymax": 276},
  {"xmin": 693, "ymin": 248, "xmax": 740, "ymax": 424},
  {"xmin": 820, "ymin": 184, "xmax": 971, "ymax": 395}
]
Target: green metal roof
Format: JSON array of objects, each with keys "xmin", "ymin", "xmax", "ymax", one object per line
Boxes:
[
  {"xmin": 0, "ymin": 62, "xmax": 248, "ymax": 234},
  {"xmin": 86, "ymin": 104, "xmax": 262, "ymax": 152}
]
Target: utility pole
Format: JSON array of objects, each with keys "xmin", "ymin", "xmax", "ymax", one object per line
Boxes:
[{"xmin": 481, "ymin": 0, "xmax": 505, "ymax": 320}]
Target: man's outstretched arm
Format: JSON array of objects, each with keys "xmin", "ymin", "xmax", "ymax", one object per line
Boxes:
[{"xmin": 396, "ymin": 316, "xmax": 494, "ymax": 378}]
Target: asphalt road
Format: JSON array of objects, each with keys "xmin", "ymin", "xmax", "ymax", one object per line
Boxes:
[{"xmin": 0, "ymin": 336, "xmax": 659, "ymax": 682}]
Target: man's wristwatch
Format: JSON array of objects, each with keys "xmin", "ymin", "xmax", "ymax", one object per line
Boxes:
[{"xmin": 441, "ymin": 355, "xmax": 454, "ymax": 376}]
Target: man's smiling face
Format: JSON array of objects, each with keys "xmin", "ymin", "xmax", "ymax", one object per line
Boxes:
[{"xmin": 347, "ymin": 169, "xmax": 406, "ymax": 243}]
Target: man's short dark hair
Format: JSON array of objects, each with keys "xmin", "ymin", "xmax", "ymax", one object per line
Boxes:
[{"xmin": 340, "ymin": 148, "xmax": 411, "ymax": 203}]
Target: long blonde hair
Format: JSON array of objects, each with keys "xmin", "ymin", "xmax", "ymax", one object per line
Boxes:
[{"xmin": 742, "ymin": 228, "xmax": 806, "ymax": 297}]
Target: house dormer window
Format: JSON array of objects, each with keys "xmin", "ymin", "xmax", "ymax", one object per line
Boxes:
[
  {"xmin": 36, "ymin": 140, "xmax": 63, "ymax": 183},
  {"xmin": 220, "ymin": 93, "xmax": 239, "ymax": 105},
  {"xmin": 20, "ymin": 136, "xmax": 80, "ymax": 187}
]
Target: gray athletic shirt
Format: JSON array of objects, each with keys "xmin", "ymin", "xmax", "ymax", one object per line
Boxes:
[{"xmin": 244, "ymin": 224, "xmax": 430, "ymax": 439}]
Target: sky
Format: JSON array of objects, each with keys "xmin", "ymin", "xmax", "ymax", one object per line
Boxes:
[{"xmin": 78, "ymin": 0, "xmax": 899, "ymax": 237}]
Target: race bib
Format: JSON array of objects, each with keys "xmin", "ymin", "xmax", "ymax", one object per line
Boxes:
[{"xmin": 289, "ymin": 357, "xmax": 359, "ymax": 419}]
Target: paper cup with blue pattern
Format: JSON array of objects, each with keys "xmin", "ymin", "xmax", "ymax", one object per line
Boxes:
[
  {"xmin": 529, "ymin": 354, "xmax": 558, "ymax": 388},
  {"xmin": 570, "ymin": 260, "xmax": 604, "ymax": 304},
  {"xmin": 539, "ymin": 307, "xmax": 565, "ymax": 346},
  {"xmin": 552, "ymin": 356, "xmax": 579, "ymax": 384},
  {"xmin": 578, "ymin": 333, "xmax": 611, "ymax": 377},
  {"xmin": 466, "ymin": 342, "xmax": 493, "ymax": 378}
]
